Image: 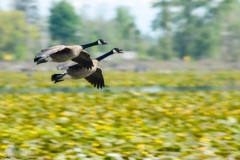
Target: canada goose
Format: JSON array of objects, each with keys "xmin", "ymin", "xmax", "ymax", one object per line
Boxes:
[
  {"xmin": 51, "ymin": 48, "xmax": 124, "ymax": 89},
  {"xmin": 34, "ymin": 39, "xmax": 108, "ymax": 69}
]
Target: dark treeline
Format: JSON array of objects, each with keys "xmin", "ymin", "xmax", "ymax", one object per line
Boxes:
[{"xmin": 0, "ymin": 0, "xmax": 240, "ymax": 61}]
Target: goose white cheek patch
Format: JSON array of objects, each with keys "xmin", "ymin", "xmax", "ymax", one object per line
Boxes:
[
  {"xmin": 98, "ymin": 40, "xmax": 102, "ymax": 45},
  {"xmin": 113, "ymin": 49, "xmax": 118, "ymax": 54}
]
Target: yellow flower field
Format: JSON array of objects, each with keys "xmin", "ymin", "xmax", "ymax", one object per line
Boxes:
[{"xmin": 0, "ymin": 90, "xmax": 240, "ymax": 159}]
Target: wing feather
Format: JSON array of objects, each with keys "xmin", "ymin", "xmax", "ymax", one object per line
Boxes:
[
  {"xmin": 35, "ymin": 45, "xmax": 67, "ymax": 59},
  {"xmin": 84, "ymin": 68, "xmax": 105, "ymax": 89},
  {"xmin": 57, "ymin": 61, "xmax": 78, "ymax": 70},
  {"xmin": 71, "ymin": 50, "xmax": 94, "ymax": 69}
]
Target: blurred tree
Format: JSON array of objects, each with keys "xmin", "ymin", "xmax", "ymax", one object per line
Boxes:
[
  {"xmin": 13, "ymin": 0, "xmax": 39, "ymax": 24},
  {"xmin": 152, "ymin": 0, "xmax": 240, "ymax": 60},
  {"xmin": 173, "ymin": 0, "xmax": 222, "ymax": 59},
  {"xmin": 78, "ymin": 17, "xmax": 108, "ymax": 53},
  {"xmin": 152, "ymin": 0, "xmax": 175, "ymax": 59},
  {"xmin": 49, "ymin": 0, "xmax": 81, "ymax": 44},
  {"xmin": 78, "ymin": 6, "xmax": 152, "ymax": 60},
  {"xmin": 70, "ymin": 5, "xmax": 155, "ymax": 60},
  {"xmin": 113, "ymin": 6, "xmax": 140, "ymax": 51},
  {"xmin": 0, "ymin": 10, "xmax": 39, "ymax": 60},
  {"xmin": 13, "ymin": 0, "xmax": 40, "ymax": 61},
  {"xmin": 213, "ymin": 0, "xmax": 240, "ymax": 61}
]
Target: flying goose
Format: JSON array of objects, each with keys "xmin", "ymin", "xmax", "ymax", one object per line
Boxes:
[
  {"xmin": 34, "ymin": 39, "xmax": 108, "ymax": 69},
  {"xmin": 51, "ymin": 48, "xmax": 124, "ymax": 89}
]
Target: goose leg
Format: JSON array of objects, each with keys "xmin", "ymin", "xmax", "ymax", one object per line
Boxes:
[{"xmin": 51, "ymin": 72, "xmax": 67, "ymax": 83}]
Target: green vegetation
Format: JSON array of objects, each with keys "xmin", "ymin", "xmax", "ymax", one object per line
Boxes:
[
  {"xmin": 152, "ymin": 0, "xmax": 240, "ymax": 60},
  {"xmin": 49, "ymin": 0, "xmax": 81, "ymax": 44},
  {"xmin": 0, "ymin": 70, "xmax": 240, "ymax": 89},
  {"xmin": 0, "ymin": 10, "xmax": 39, "ymax": 60},
  {"xmin": 1, "ymin": 0, "xmax": 239, "ymax": 61},
  {"xmin": 77, "ymin": 6, "xmax": 146, "ymax": 55},
  {"xmin": 0, "ymin": 91, "xmax": 240, "ymax": 159},
  {"xmin": 0, "ymin": 71, "xmax": 240, "ymax": 159}
]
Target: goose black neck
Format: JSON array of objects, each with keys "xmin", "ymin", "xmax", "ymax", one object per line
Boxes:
[
  {"xmin": 96, "ymin": 51, "xmax": 114, "ymax": 61},
  {"xmin": 81, "ymin": 41, "xmax": 98, "ymax": 49}
]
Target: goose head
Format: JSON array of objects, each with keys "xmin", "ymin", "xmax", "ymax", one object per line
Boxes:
[
  {"xmin": 97, "ymin": 39, "xmax": 108, "ymax": 45},
  {"xmin": 113, "ymin": 48, "xmax": 124, "ymax": 54}
]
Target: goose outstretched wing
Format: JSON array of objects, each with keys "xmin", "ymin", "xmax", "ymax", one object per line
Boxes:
[
  {"xmin": 34, "ymin": 45, "xmax": 71, "ymax": 62},
  {"xmin": 57, "ymin": 61, "xmax": 78, "ymax": 70},
  {"xmin": 71, "ymin": 50, "xmax": 94, "ymax": 69},
  {"xmin": 84, "ymin": 68, "xmax": 105, "ymax": 89}
]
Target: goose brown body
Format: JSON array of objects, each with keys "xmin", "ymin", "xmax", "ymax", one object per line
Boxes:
[
  {"xmin": 64, "ymin": 60, "xmax": 98, "ymax": 79},
  {"xmin": 34, "ymin": 39, "xmax": 108, "ymax": 69},
  {"xmin": 49, "ymin": 45, "xmax": 82, "ymax": 62},
  {"xmin": 51, "ymin": 48, "xmax": 124, "ymax": 89},
  {"xmin": 55, "ymin": 60, "xmax": 104, "ymax": 88},
  {"xmin": 34, "ymin": 45, "xmax": 82, "ymax": 63}
]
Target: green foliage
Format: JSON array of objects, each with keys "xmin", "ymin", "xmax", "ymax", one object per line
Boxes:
[
  {"xmin": 0, "ymin": 85, "xmax": 240, "ymax": 158},
  {"xmin": 174, "ymin": 23, "xmax": 220, "ymax": 59},
  {"xmin": 152, "ymin": 0, "xmax": 176, "ymax": 60},
  {"xmin": 49, "ymin": 0, "xmax": 81, "ymax": 44},
  {"xmin": 75, "ymin": 6, "xmax": 153, "ymax": 60},
  {"xmin": 152, "ymin": 0, "xmax": 173, "ymax": 32},
  {"xmin": 1, "ymin": 70, "xmax": 240, "ymax": 89},
  {"xmin": 157, "ymin": 35, "xmax": 176, "ymax": 59},
  {"xmin": 113, "ymin": 6, "xmax": 141, "ymax": 51},
  {"xmin": 77, "ymin": 18, "xmax": 110, "ymax": 53},
  {"xmin": 114, "ymin": 7, "xmax": 136, "ymax": 38},
  {"xmin": 0, "ymin": 71, "xmax": 240, "ymax": 158},
  {"xmin": 217, "ymin": 0, "xmax": 240, "ymax": 61},
  {"xmin": 0, "ymin": 10, "xmax": 39, "ymax": 60},
  {"xmin": 153, "ymin": 0, "xmax": 240, "ymax": 60}
]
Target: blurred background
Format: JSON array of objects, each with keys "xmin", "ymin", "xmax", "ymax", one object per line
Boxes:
[
  {"xmin": 1, "ymin": 0, "xmax": 240, "ymax": 159},
  {"xmin": 1, "ymin": 0, "xmax": 240, "ymax": 70}
]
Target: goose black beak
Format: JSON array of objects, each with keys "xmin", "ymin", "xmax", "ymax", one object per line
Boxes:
[
  {"xmin": 119, "ymin": 49, "xmax": 124, "ymax": 54},
  {"xmin": 103, "ymin": 41, "xmax": 108, "ymax": 45},
  {"xmin": 36, "ymin": 59, "xmax": 47, "ymax": 65}
]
